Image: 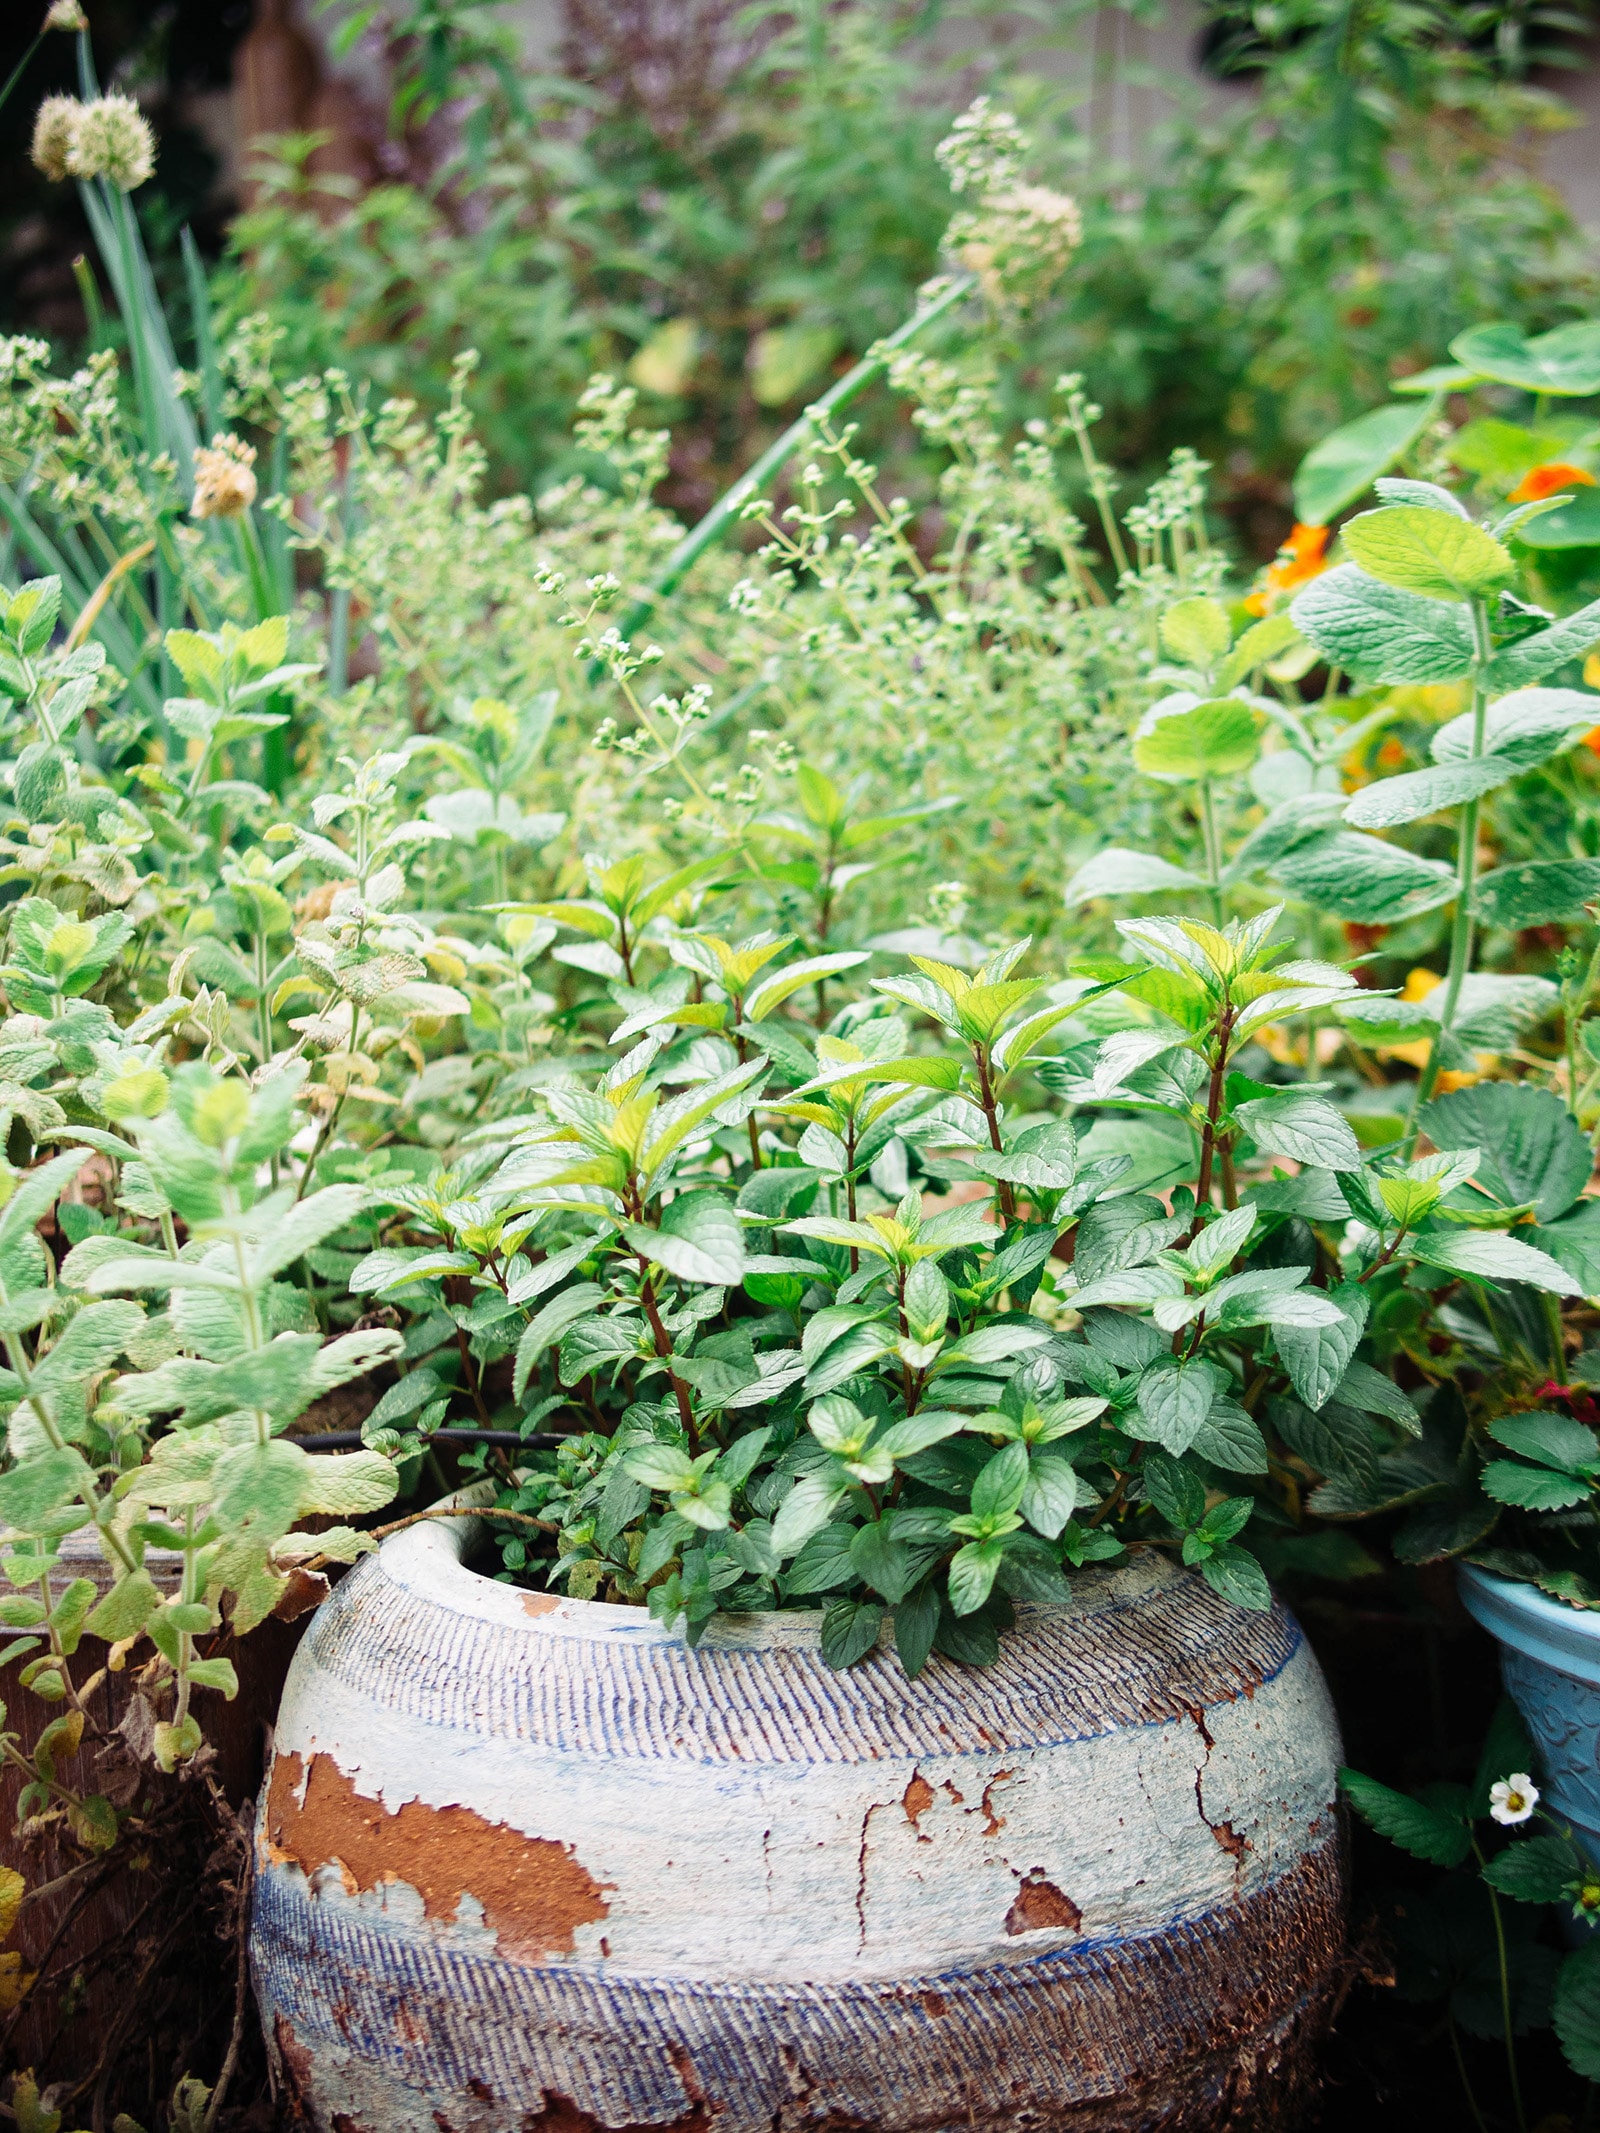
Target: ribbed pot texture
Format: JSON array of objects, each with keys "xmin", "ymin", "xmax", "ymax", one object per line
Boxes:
[{"xmin": 249, "ymin": 1508, "xmax": 1346, "ymax": 2132}]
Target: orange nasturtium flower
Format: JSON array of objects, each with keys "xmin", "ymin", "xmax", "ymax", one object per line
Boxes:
[
  {"xmin": 1244, "ymin": 523, "xmax": 1330, "ymax": 616},
  {"xmin": 1509, "ymin": 462, "xmax": 1597, "ymax": 503}
]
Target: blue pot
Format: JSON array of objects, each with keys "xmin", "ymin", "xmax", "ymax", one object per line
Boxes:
[{"xmin": 1458, "ymin": 1563, "xmax": 1600, "ymax": 1866}]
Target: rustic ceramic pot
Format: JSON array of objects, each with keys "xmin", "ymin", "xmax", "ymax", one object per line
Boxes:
[
  {"xmin": 1459, "ymin": 1563, "xmax": 1600, "ymax": 1868},
  {"xmin": 250, "ymin": 1504, "xmax": 1345, "ymax": 2132}
]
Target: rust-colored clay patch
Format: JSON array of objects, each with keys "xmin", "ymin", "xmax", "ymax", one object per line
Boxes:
[
  {"xmin": 522, "ymin": 1592, "xmax": 561, "ymax": 1617},
  {"xmin": 522, "ymin": 2088, "xmax": 712, "ymax": 2133},
  {"xmin": 265, "ymin": 1751, "xmax": 610, "ymax": 1962},
  {"xmin": 902, "ymin": 1772, "xmax": 934, "ymax": 1831},
  {"xmin": 1004, "ymin": 1870, "xmax": 1082, "ymax": 1935},
  {"xmin": 976, "ymin": 1770, "xmax": 1012, "ymax": 1836}
]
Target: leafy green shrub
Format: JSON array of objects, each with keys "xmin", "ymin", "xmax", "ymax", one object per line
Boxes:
[{"xmin": 9, "ymin": 81, "xmax": 1600, "ymax": 2126}]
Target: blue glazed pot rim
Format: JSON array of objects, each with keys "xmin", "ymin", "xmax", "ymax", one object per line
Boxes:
[{"xmin": 1459, "ymin": 1562, "xmax": 1600, "ymax": 1687}]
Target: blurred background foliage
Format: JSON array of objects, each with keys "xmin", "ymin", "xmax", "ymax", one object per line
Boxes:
[{"xmin": 2, "ymin": 0, "xmax": 1598, "ymax": 549}]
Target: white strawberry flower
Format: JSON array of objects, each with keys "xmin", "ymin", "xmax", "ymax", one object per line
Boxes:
[{"xmin": 1489, "ymin": 1774, "xmax": 1540, "ymax": 1826}]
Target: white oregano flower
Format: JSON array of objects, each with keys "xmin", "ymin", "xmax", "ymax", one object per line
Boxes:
[
  {"xmin": 1489, "ymin": 1773, "xmax": 1540, "ymax": 1826},
  {"xmin": 66, "ymin": 92, "xmax": 157, "ymax": 192}
]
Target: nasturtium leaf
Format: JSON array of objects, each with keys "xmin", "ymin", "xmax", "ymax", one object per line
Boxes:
[
  {"xmin": 1292, "ymin": 397, "xmax": 1439, "ymax": 526},
  {"xmin": 1510, "ymin": 487, "xmax": 1600, "ymax": 551},
  {"xmin": 1391, "ymin": 362, "xmax": 1481, "ymax": 397},
  {"xmin": 1450, "ymin": 319, "xmax": 1600, "ymax": 399},
  {"xmin": 1341, "ymin": 507, "xmax": 1513, "ymax": 603},
  {"xmin": 1448, "ymin": 417, "xmax": 1566, "ymax": 484}
]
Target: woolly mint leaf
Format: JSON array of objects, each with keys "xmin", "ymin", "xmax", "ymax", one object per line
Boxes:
[
  {"xmin": 1063, "ymin": 847, "xmax": 1201, "ymax": 903},
  {"xmin": 1343, "ymin": 755, "xmax": 1519, "ymax": 830},
  {"xmin": 1291, "ymin": 566, "xmax": 1474, "ymax": 685},
  {"xmin": 1158, "ymin": 597, "xmax": 1231, "ymax": 666}
]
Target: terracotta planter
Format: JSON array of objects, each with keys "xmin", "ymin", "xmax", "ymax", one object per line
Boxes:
[{"xmin": 249, "ymin": 1504, "xmax": 1346, "ymax": 2131}]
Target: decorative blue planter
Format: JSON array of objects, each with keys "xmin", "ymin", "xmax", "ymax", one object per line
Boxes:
[{"xmin": 1459, "ymin": 1563, "xmax": 1600, "ymax": 1866}]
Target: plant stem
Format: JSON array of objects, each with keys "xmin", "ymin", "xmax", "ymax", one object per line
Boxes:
[
  {"xmin": 609, "ymin": 272, "xmax": 977, "ymax": 649},
  {"xmin": 1446, "ymin": 2012, "xmax": 1492, "ymax": 2133},
  {"xmin": 973, "ymin": 1044, "xmax": 1016, "ymax": 1225},
  {"xmin": 0, "ymin": 33, "xmax": 43, "ymax": 120},
  {"xmin": 635, "ymin": 1253, "xmax": 699, "ymax": 1451},
  {"xmin": 1404, "ymin": 598, "xmax": 1493, "ymax": 1151},
  {"xmin": 1198, "ymin": 776, "xmax": 1224, "ymax": 925}
]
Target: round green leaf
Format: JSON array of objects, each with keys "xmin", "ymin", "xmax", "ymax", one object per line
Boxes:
[
  {"xmin": 1511, "ymin": 486, "xmax": 1600, "ymax": 551},
  {"xmin": 1293, "ymin": 398, "xmax": 1439, "ymax": 527},
  {"xmin": 1450, "ymin": 320, "xmax": 1600, "ymax": 399},
  {"xmin": 1132, "ymin": 697, "xmax": 1260, "ymax": 780}
]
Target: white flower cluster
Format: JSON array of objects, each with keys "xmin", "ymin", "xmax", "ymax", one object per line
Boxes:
[
  {"xmin": 935, "ymin": 99, "xmax": 1078, "ymax": 321},
  {"xmin": 30, "ymin": 91, "xmax": 156, "ymax": 193}
]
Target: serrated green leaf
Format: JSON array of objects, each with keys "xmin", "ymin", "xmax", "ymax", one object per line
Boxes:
[{"xmin": 1340, "ymin": 1766, "xmax": 1472, "ymax": 1866}]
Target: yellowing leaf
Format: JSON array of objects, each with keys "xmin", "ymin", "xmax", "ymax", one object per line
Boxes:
[
  {"xmin": 1342, "ymin": 506, "xmax": 1513, "ymax": 603},
  {"xmin": 628, "ymin": 318, "xmax": 701, "ymax": 397},
  {"xmin": 0, "ymin": 1865, "xmax": 24, "ymax": 1940}
]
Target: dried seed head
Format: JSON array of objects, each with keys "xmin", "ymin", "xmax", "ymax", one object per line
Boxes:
[
  {"xmin": 30, "ymin": 94, "xmax": 82, "ymax": 183},
  {"xmin": 66, "ymin": 92, "xmax": 156, "ymax": 192},
  {"xmin": 44, "ymin": 1, "xmax": 89, "ymax": 29},
  {"xmin": 191, "ymin": 434, "xmax": 258, "ymax": 521}
]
